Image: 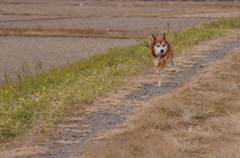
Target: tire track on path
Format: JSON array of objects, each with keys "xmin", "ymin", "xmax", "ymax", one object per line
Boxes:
[{"xmin": 30, "ymin": 37, "xmax": 240, "ymax": 158}]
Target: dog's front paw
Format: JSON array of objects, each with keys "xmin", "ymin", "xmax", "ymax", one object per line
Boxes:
[
  {"xmin": 155, "ymin": 83, "xmax": 162, "ymax": 87},
  {"xmin": 155, "ymin": 71, "xmax": 159, "ymax": 75}
]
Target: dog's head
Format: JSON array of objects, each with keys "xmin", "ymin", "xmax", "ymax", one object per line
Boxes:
[{"xmin": 146, "ymin": 33, "xmax": 169, "ymax": 57}]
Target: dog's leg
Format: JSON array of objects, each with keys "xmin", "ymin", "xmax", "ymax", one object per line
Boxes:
[
  {"xmin": 156, "ymin": 65, "xmax": 162, "ymax": 75},
  {"xmin": 155, "ymin": 60, "xmax": 164, "ymax": 74},
  {"xmin": 156, "ymin": 70, "xmax": 162, "ymax": 87},
  {"xmin": 155, "ymin": 60, "xmax": 166, "ymax": 87},
  {"xmin": 155, "ymin": 60, "xmax": 161, "ymax": 75},
  {"xmin": 156, "ymin": 68, "xmax": 160, "ymax": 75}
]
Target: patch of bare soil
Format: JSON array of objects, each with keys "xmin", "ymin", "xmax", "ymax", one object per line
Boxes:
[{"xmin": 2, "ymin": 33, "xmax": 239, "ymax": 158}]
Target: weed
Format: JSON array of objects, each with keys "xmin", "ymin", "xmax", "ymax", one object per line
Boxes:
[
  {"xmin": 16, "ymin": 72, "xmax": 21, "ymax": 81},
  {"xmin": 4, "ymin": 70, "xmax": 10, "ymax": 84},
  {"xmin": 36, "ymin": 59, "xmax": 43, "ymax": 74},
  {"xmin": 20, "ymin": 60, "xmax": 31, "ymax": 80}
]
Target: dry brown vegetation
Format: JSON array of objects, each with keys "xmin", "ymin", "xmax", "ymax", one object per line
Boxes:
[{"xmin": 85, "ymin": 40, "xmax": 240, "ymax": 157}]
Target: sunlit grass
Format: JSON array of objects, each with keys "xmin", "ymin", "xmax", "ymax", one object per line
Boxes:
[
  {"xmin": 0, "ymin": 44, "xmax": 152, "ymax": 140},
  {"xmin": 0, "ymin": 18, "xmax": 240, "ymax": 141}
]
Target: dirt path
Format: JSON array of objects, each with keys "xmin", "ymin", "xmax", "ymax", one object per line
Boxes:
[{"xmin": 1, "ymin": 34, "xmax": 237, "ymax": 158}]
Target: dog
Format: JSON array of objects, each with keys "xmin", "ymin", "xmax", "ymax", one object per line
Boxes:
[{"xmin": 146, "ymin": 33, "xmax": 175, "ymax": 87}]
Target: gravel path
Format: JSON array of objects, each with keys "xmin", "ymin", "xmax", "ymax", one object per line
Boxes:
[{"xmin": 29, "ymin": 38, "xmax": 240, "ymax": 158}]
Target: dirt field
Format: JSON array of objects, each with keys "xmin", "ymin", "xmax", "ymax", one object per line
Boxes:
[{"xmin": 1, "ymin": 0, "xmax": 240, "ymax": 84}]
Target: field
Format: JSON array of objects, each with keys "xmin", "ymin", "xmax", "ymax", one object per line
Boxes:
[
  {"xmin": 0, "ymin": 0, "xmax": 240, "ymax": 157},
  {"xmin": 1, "ymin": 1, "xmax": 240, "ymax": 84}
]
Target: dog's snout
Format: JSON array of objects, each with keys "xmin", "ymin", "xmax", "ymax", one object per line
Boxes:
[{"xmin": 161, "ymin": 49, "xmax": 164, "ymax": 53}]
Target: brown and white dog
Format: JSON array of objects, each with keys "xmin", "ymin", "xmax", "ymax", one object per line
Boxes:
[{"xmin": 146, "ymin": 33, "xmax": 175, "ymax": 87}]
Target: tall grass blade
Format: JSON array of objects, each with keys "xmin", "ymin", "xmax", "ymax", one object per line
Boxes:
[
  {"xmin": 21, "ymin": 59, "xmax": 32, "ymax": 79},
  {"xmin": 36, "ymin": 59, "xmax": 43, "ymax": 73},
  {"xmin": 167, "ymin": 22, "xmax": 170, "ymax": 35},
  {"xmin": 4, "ymin": 70, "xmax": 10, "ymax": 84},
  {"xmin": 16, "ymin": 71, "xmax": 22, "ymax": 81}
]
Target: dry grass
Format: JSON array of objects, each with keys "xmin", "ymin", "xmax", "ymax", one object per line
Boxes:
[{"xmin": 85, "ymin": 45, "xmax": 240, "ymax": 157}]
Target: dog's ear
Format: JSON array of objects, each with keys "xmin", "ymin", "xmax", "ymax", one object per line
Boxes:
[
  {"xmin": 152, "ymin": 34, "xmax": 156, "ymax": 40},
  {"xmin": 146, "ymin": 41, "xmax": 154, "ymax": 47},
  {"xmin": 146, "ymin": 34, "xmax": 156, "ymax": 47},
  {"xmin": 163, "ymin": 32, "xmax": 166, "ymax": 40}
]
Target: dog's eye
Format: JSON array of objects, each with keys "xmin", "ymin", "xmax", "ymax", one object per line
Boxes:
[
  {"xmin": 162, "ymin": 44, "xmax": 165, "ymax": 47},
  {"xmin": 157, "ymin": 45, "xmax": 160, "ymax": 47}
]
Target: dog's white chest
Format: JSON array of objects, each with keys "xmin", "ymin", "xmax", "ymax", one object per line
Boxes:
[{"xmin": 154, "ymin": 58, "xmax": 161, "ymax": 66}]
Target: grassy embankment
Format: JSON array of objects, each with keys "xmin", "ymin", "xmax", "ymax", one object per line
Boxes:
[{"xmin": 0, "ymin": 18, "xmax": 240, "ymax": 142}]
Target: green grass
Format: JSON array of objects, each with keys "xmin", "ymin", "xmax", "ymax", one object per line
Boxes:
[{"xmin": 0, "ymin": 18, "xmax": 240, "ymax": 142}]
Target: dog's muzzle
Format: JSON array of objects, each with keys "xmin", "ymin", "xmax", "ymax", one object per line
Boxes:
[{"xmin": 160, "ymin": 49, "xmax": 164, "ymax": 53}]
